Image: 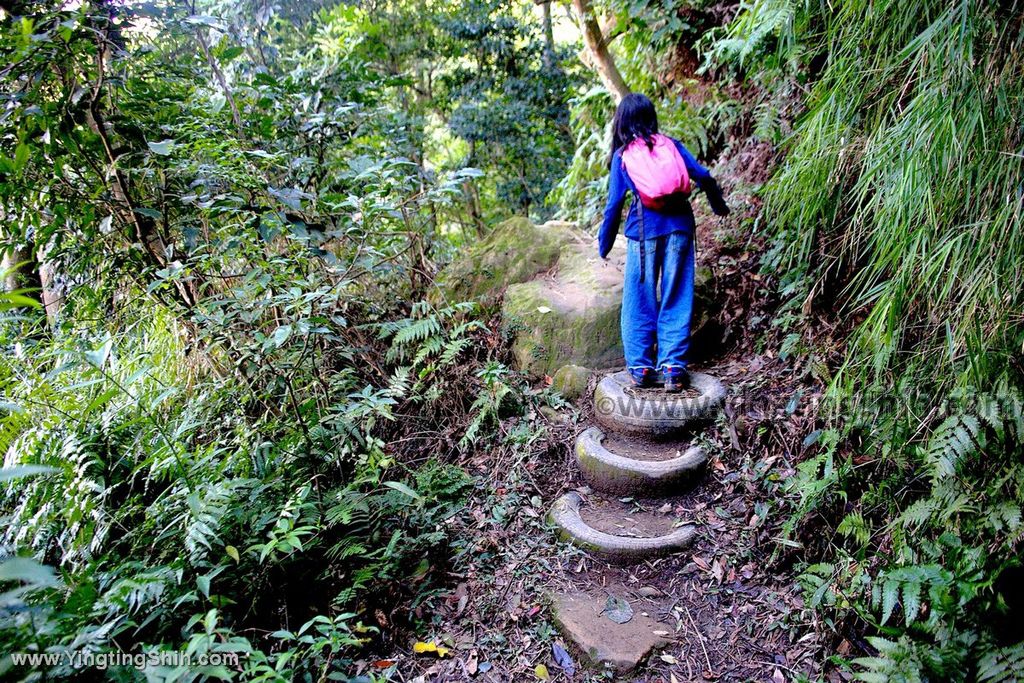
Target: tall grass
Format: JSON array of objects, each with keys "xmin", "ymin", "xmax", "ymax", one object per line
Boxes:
[
  {"xmin": 766, "ymin": 1, "xmax": 1024, "ymax": 397},
  {"xmin": 711, "ymin": 0, "xmax": 1024, "ymax": 679}
]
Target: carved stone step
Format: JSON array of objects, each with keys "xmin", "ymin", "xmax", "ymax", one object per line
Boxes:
[
  {"xmin": 549, "ymin": 589, "xmax": 671, "ymax": 673},
  {"xmin": 547, "ymin": 491, "xmax": 696, "ymax": 562},
  {"xmin": 575, "ymin": 426, "xmax": 706, "ymax": 496},
  {"xmin": 594, "ymin": 370, "xmax": 726, "ymax": 436}
]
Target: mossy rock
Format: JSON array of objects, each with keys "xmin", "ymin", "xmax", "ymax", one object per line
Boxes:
[
  {"xmin": 692, "ymin": 264, "xmax": 713, "ymax": 334},
  {"xmin": 552, "ymin": 364, "xmax": 592, "ymax": 400},
  {"xmin": 434, "ymin": 217, "xmax": 720, "ymax": 376},
  {"xmin": 503, "ymin": 231, "xmax": 626, "ymax": 377},
  {"xmin": 432, "ymin": 217, "xmax": 572, "ymax": 304}
]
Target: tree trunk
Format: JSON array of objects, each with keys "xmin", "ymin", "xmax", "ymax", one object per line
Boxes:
[
  {"xmin": 571, "ymin": 0, "xmax": 630, "ymax": 102},
  {"xmin": 1, "ymin": 241, "xmax": 41, "ymax": 295},
  {"xmin": 194, "ymin": 27, "xmax": 245, "ymax": 139},
  {"xmin": 84, "ymin": 3, "xmax": 198, "ymax": 310},
  {"xmin": 540, "ymin": 0, "xmax": 555, "ymax": 69},
  {"xmin": 0, "ymin": 238, "xmax": 59, "ymax": 325},
  {"xmin": 36, "ymin": 240, "xmax": 62, "ymax": 323}
]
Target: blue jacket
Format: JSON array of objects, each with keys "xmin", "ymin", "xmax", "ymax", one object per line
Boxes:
[{"xmin": 598, "ymin": 137, "xmax": 728, "ymax": 258}]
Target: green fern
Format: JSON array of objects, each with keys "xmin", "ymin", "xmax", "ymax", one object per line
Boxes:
[
  {"xmin": 837, "ymin": 510, "xmax": 871, "ymax": 547},
  {"xmin": 872, "ymin": 564, "xmax": 951, "ymax": 627},
  {"xmin": 702, "ymin": 0, "xmax": 802, "ymax": 72},
  {"xmin": 460, "ymin": 362, "xmax": 514, "ymax": 448},
  {"xmin": 185, "ymin": 479, "xmax": 248, "ymax": 566},
  {"xmin": 978, "ymin": 641, "xmax": 1024, "ymax": 683},
  {"xmin": 798, "ymin": 562, "xmax": 839, "ymax": 610},
  {"xmin": 925, "ymin": 414, "xmax": 983, "ymax": 482},
  {"xmin": 853, "ymin": 636, "xmax": 930, "ymax": 683},
  {"xmin": 392, "ymin": 316, "xmax": 441, "ymax": 349}
]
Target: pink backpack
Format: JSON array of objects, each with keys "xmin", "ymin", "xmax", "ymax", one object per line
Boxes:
[{"xmin": 621, "ymin": 133, "xmax": 691, "ymax": 210}]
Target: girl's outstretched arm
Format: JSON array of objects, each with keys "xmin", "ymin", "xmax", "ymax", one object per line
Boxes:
[
  {"xmin": 674, "ymin": 140, "xmax": 730, "ymax": 217},
  {"xmin": 598, "ymin": 152, "xmax": 628, "ymax": 258}
]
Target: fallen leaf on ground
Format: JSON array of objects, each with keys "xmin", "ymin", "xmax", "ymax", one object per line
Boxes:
[
  {"xmin": 413, "ymin": 641, "xmax": 450, "ymax": 657},
  {"xmin": 603, "ymin": 594, "xmax": 634, "ymax": 624},
  {"xmin": 552, "ymin": 643, "xmax": 575, "ymax": 674}
]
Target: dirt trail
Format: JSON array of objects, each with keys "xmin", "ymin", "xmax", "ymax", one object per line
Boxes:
[
  {"xmin": 544, "ymin": 354, "xmax": 824, "ymax": 681},
  {"xmin": 384, "ymin": 191, "xmax": 829, "ymax": 681},
  {"xmin": 385, "ymin": 353, "xmax": 824, "ymax": 682}
]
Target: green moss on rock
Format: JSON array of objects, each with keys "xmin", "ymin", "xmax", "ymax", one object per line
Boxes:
[
  {"xmin": 502, "ymin": 225, "xmax": 626, "ymax": 376},
  {"xmin": 504, "ymin": 281, "xmax": 622, "ymax": 377},
  {"xmin": 433, "ymin": 218, "xmax": 720, "ymax": 376},
  {"xmin": 552, "ymin": 364, "xmax": 592, "ymax": 400},
  {"xmin": 432, "ymin": 217, "xmax": 570, "ymax": 303}
]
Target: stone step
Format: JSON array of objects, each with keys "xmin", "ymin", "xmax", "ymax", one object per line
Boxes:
[
  {"xmin": 549, "ymin": 589, "xmax": 671, "ymax": 674},
  {"xmin": 594, "ymin": 370, "xmax": 726, "ymax": 437},
  {"xmin": 575, "ymin": 426, "xmax": 706, "ymax": 496},
  {"xmin": 547, "ymin": 491, "xmax": 696, "ymax": 562}
]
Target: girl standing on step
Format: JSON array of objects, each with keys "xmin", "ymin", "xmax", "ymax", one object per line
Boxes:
[{"xmin": 598, "ymin": 93, "xmax": 729, "ymax": 392}]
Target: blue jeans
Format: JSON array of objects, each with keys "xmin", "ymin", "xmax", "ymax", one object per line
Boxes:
[{"xmin": 621, "ymin": 231, "xmax": 695, "ymax": 371}]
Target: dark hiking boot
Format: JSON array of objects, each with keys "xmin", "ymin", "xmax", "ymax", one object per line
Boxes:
[
  {"xmin": 628, "ymin": 367, "xmax": 657, "ymax": 388},
  {"xmin": 662, "ymin": 366, "xmax": 690, "ymax": 393}
]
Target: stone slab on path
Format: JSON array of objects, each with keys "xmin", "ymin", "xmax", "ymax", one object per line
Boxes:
[{"xmin": 549, "ymin": 590, "xmax": 671, "ymax": 673}]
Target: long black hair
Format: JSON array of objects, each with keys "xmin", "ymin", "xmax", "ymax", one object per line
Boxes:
[{"xmin": 609, "ymin": 93, "xmax": 659, "ymax": 167}]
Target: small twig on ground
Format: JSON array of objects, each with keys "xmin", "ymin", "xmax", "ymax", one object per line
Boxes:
[{"xmin": 684, "ymin": 602, "xmax": 714, "ymax": 675}]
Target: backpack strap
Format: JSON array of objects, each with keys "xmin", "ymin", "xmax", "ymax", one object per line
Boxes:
[
  {"xmin": 622, "ymin": 157, "xmax": 646, "ymax": 283},
  {"xmin": 635, "ymin": 198, "xmax": 646, "ymax": 284}
]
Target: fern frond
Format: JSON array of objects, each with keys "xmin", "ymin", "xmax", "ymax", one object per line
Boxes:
[
  {"xmin": 978, "ymin": 641, "xmax": 1024, "ymax": 683},
  {"xmin": 925, "ymin": 414, "xmax": 982, "ymax": 481},
  {"xmin": 439, "ymin": 337, "xmax": 472, "ymax": 366},
  {"xmin": 393, "ymin": 317, "xmax": 441, "ymax": 347}
]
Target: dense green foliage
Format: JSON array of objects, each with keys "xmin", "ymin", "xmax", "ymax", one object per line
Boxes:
[
  {"xmin": 359, "ymin": 0, "xmax": 579, "ymax": 222},
  {"xmin": 710, "ymin": 0, "xmax": 1024, "ymax": 679},
  {"xmin": 3, "ymin": 0, "xmax": 1023, "ymax": 679},
  {"xmin": 0, "ymin": 1, "xmax": 553, "ymax": 679}
]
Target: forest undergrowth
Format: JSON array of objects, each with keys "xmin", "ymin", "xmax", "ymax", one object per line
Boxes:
[{"xmin": 3, "ymin": 0, "xmax": 1024, "ymax": 682}]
